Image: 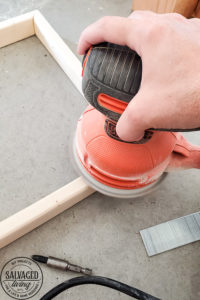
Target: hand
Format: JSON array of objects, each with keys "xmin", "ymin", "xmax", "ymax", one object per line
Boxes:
[{"xmin": 77, "ymin": 12, "xmax": 200, "ymax": 141}]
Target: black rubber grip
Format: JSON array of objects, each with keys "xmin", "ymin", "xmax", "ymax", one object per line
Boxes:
[
  {"xmin": 82, "ymin": 42, "xmax": 200, "ymax": 133},
  {"xmin": 82, "ymin": 42, "xmax": 142, "ymax": 122}
]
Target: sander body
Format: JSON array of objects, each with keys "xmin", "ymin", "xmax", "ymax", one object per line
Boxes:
[{"xmin": 74, "ymin": 43, "xmax": 200, "ymax": 198}]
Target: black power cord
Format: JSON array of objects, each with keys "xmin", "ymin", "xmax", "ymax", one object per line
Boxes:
[{"xmin": 40, "ymin": 276, "xmax": 161, "ymax": 300}]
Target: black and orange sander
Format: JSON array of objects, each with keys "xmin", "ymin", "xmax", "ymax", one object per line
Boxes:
[{"xmin": 74, "ymin": 43, "xmax": 200, "ymax": 198}]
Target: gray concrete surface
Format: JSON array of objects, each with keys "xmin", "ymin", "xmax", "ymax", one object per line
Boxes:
[{"xmin": 0, "ymin": 1, "xmax": 199, "ymax": 299}]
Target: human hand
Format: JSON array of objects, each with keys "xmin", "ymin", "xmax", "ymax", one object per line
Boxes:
[{"xmin": 78, "ymin": 12, "xmax": 200, "ymax": 141}]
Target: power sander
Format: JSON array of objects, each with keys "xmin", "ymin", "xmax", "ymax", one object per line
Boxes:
[{"xmin": 74, "ymin": 43, "xmax": 200, "ymax": 198}]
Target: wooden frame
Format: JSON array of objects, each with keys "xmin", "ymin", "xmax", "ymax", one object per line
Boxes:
[
  {"xmin": 0, "ymin": 11, "xmax": 95, "ymax": 249},
  {"xmin": 193, "ymin": 1, "xmax": 200, "ymax": 17},
  {"xmin": 3, "ymin": 3, "xmax": 199, "ymax": 250},
  {"xmin": 132, "ymin": 0, "xmax": 199, "ymax": 17}
]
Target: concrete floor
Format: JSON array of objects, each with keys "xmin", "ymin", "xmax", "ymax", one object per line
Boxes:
[{"xmin": 0, "ymin": 1, "xmax": 199, "ymax": 299}]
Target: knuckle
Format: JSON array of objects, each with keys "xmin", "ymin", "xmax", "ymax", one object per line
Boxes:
[
  {"xmin": 129, "ymin": 10, "xmax": 145, "ymax": 17},
  {"xmin": 97, "ymin": 16, "xmax": 110, "ymax": 28},
  {"xmin": 80, "ymin": 30, "xmax": 86, "ymax": 39},
  {"xmin": 80, "ymin": 26, "xmax": 90, "ymax": 39},
  {"xmin": 129, "ymin": 10, "xmax": 155, "ymax": 20},
  {"xmin": 145, "ymin": 20, "xmax": 168, "ymax": 42},
  {"xmin": 131, "ymin": 10, "xmax": 155, "ymax": 16},
  {"xmin": 126, "ymin": 104, "xmax": 143, "ymax": 125},
  {"xmin": 169, "ymin": 13, "xmax": 185, "ymax": 20}
]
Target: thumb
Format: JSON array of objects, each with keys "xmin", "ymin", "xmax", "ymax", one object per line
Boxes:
[{"xmin": 116, "ymin": 94, "xmax": 149, "ymax": 142}]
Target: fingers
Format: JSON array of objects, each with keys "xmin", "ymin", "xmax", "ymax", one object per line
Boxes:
[
  {"xmin": 77, "ymin": 16, "xmax": 142, "ymax": 55},
  {"xmin": 116, "ymin": 93, "xmax": 150, "ymax": 141},
  {"xmin": 164, "ymin": 12, "xmax": 186, "ymax": 20}
]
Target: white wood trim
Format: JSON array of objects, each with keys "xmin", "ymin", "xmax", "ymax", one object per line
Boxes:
[
  {"xmin": 0, "ymin": 11, "xmax": 92, "ymax": 249},
  {"xmin": 0, "ymin": 178, "xmax": 94, "ymax": 249},
  {"xmin": 0, "ymin": 11, "xmax": 35, "ymax": 48},
  {"xmin": 34, "ymin": 11, "xmax": 83, "ymax": 95}
]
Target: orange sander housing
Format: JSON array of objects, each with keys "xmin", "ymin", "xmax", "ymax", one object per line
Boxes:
[{"xmin": 74, "ymin": 43, "xmax": 200, "ymax": 197}]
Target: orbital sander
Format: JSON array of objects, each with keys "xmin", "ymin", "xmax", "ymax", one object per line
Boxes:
[{"xmin": 74, "ymin": 43, "xmax": 200, "ymax": 198}]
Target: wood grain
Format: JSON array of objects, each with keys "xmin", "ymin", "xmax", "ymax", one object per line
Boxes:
[
  {"xmin": 132, "ymin": 0, "xmax": 198, "ymax": 17},
  {"xmin": 0, "ymin": 177, "xmax": 94, "ymax": 249},
  {"xmin": 34, "ymin": 11, "xmax": 83, "ymax": 96},
  {"xmin": 0, "ymin": 11, "xmax": 35, "ymax": 48},
  {"xmin": 193, "ymin": 1, "xmax": 200, "ymax": 17},
  {"xmin": 0, "ymin": 11, "xmax": 94, "ymax": 249}
]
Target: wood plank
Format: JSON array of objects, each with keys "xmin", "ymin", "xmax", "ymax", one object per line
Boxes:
[
  {"xmin": 193, "ymin": 1, "xmax": 200, "ymax": 17},
  {"xmin": 174, "ymin": 0, "xmax": 198, "ymax": 17},
  {"xmin": 34, "ymin": 10, "xmax": 83, "ymax": 95},
  {"xmin": 0, "ymin": 177, "xmax": 94, "ymax": 249},
  {"xmin": 0, "ymin": 11, "xmax": 93, "ymax": 249},
  {"xmin": 132, "ymin": 0, "xmax": 198, "ymax": 17},
  {"xmin": 0, "ymin": 11, "xmax": 35, "ymax": 48}
]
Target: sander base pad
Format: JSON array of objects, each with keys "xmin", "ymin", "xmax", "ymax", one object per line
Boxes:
[{"xmin": 73, "ymin": 140, "xmax": 167, "ymax": 198}]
